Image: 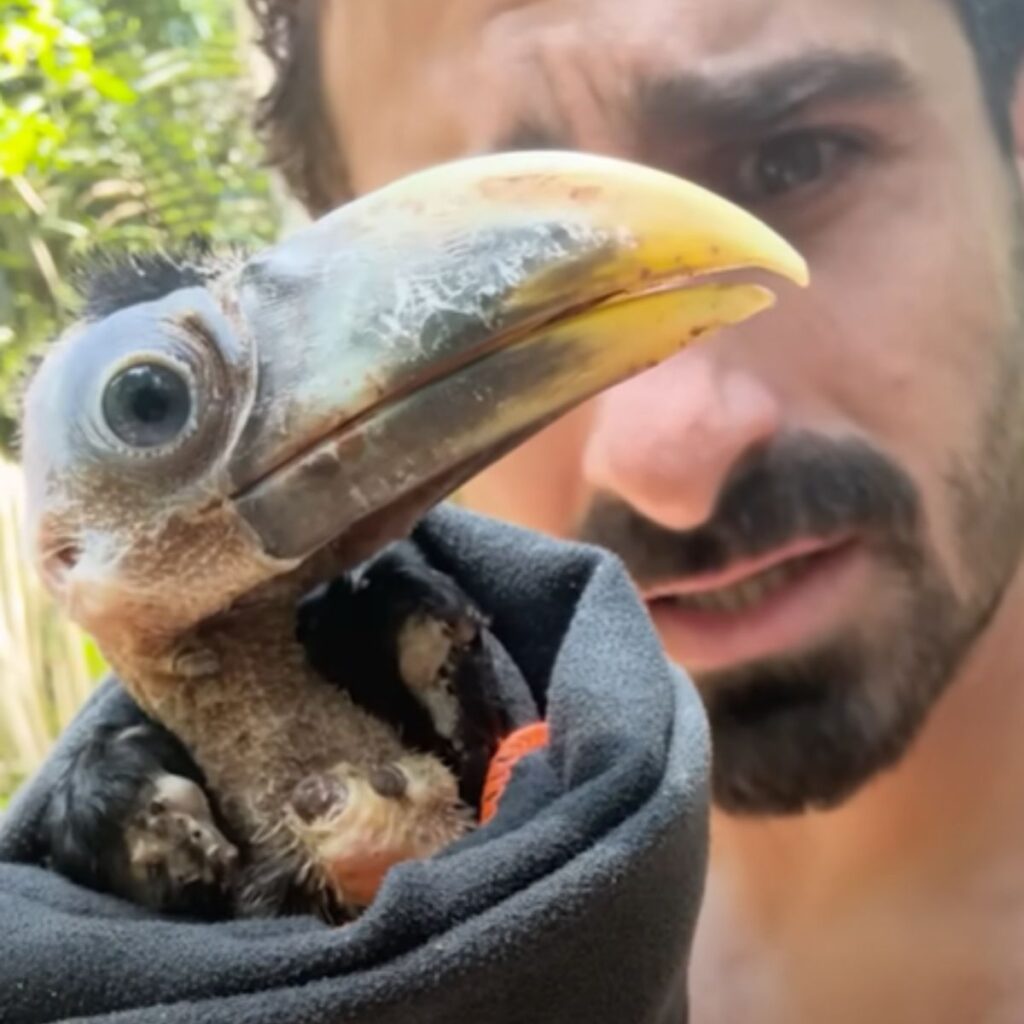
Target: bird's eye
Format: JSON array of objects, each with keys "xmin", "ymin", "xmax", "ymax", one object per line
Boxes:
[{"xmin": 101, "ymin": 361, "xmax": 193, "ymax": 450}]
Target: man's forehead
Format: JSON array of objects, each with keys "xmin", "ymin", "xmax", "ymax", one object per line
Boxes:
[
  {"xmin": 324, "ymin": 0, "xmax": 940, "ymax": 72},
  {"xmin": 321, "ymin": 0, "xmax": 968, "ymax": 191}
]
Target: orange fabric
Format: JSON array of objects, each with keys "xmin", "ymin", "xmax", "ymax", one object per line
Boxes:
[
  {"xmin": 325, "ymin": 851, "xmax": 400, "ymax": 908},
  {"xmin": 479, "ymin": 721, "xmax": 550, "ymax": 825}
]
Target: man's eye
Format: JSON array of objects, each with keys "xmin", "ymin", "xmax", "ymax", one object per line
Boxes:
[{"xmin": 733, "ymin": 131, "xmax": 861, "ymax": 203}]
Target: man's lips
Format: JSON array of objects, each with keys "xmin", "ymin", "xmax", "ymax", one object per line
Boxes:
[
  {"xmin": 643, "ymin": 534, "xmax": 856, "ymax": 601},
  {"xmin": 644, "ymin": 534, "xmax": 864, "ymax": 672}
]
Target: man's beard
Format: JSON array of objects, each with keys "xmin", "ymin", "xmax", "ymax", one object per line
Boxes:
[{"xmin": 576, "ymin": 259, "xmax": 1024, "ymax": 816}]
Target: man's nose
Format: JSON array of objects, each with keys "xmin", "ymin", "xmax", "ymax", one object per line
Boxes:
[{"xmin": 581, "ymin": 349, "xmax": 781, "ymax": 530}]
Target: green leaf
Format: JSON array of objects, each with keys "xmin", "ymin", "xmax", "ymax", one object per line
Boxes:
[
  {"xmin": 88, "ymin": 66, "xmax": 135, "ymax": 102},
  {"xmin": 80, "ymin": 636, "xmax": 109, "ymax": 681}
]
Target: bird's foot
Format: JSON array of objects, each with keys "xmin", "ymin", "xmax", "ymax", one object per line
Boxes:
[
  {"xmin": 394, "ymin": 605, "xmax": 478, "ymax": 741},
  {"xmin": 297, "ymin": 541, "xmax": 491, "ymax": 759},
  {"xmin": 285, "ymin": 754, "xmax": 474, "ymax": 911},
  {"xmin": 122, "ymin": 774, "xmax": 239, "ymax": 914}
]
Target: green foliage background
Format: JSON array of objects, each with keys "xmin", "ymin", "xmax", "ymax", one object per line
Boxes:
[{"xmin": 0, "ymin": 0, "xmax": 280, "ymax": 453}]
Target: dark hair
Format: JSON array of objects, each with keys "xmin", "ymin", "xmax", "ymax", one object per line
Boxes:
[
  {"xmin": 246, "ymin": 0, "xmax": 1024, "ymax": 216},
  {"xmin": 246, "ymin": 0, "xmax": 346, "ymax": 215},
  {"xmin": 955, "ymin": 0, "xmax": 1024, "ymax": 147}
]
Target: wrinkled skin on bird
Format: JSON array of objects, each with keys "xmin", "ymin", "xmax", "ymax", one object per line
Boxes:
[{"xmin": 22, "ymin": 151, "xmax": 806, "ymax": 921}]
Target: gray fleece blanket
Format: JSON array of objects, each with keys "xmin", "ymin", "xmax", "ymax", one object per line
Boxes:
[{"xmin": 0, "ymin": 504, "xmax": 710, "ymax": 1024}]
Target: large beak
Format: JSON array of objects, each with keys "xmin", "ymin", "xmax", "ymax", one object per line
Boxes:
[{"xmin": 226, "ymin": 151, "xmax": 808, "ymax": 564}]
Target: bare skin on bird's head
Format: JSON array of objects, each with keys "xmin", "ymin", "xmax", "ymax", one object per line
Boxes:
[{"xmin": 19, "ymin": 152, "xmax": 807, "ymax": 918}]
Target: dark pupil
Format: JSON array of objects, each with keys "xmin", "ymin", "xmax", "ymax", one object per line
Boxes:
[
  {"xmin": 755, "ymin": 135, "xmax": 825, "ymax": 196},
  {"xmin": 102, "ymin": 363, "xmax": 191, "ymax": 448}
]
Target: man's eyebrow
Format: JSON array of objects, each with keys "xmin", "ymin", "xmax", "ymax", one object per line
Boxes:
[{"xmin": 636, "ymin": 51, "xmax": 919, "ymax": 141}]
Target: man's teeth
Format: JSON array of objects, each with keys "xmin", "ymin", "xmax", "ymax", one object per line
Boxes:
[{"xmin": 670, "ymin": 559, "xmax": 808, "ymax": 613}]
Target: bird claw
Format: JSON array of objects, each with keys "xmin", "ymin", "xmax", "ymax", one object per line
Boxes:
[
  {"xmin": 368, "ymin": 762, "xmax": 409, "ymax": 799},
  {"xmin": 285, "ymin": 755, "xmax": 471, "ymax": 910},
  {"xmin": 297, "ymin": 541, "xmax": 493, "ymax": 757},
  {"xmin": 355, "ymin": 545, "xmax": 486, "ymax": 743},
  {"xmin": 290, "ymin": 772, "xmax": 349, "ymax": 824},
  {"xmin": 123, "ymin": 774, "xmax": 238, "ymax": 913}
]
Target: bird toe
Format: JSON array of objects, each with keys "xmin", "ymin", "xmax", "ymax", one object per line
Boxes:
[
  {"xmin": 124, "ymin": 773, "xmax": 238, "ymax": 913},
  {"xmin": 290, "ymin": 773, "xmax": 349, "ymax": 824},
  {"xmin": 368, "ymin": 763, "xmax": 409, "ymax": 799}
]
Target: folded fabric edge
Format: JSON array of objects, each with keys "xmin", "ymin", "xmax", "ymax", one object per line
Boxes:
[{"xmin": 38, "ymin": 677, "xmax": 708, "ymax": 1021}]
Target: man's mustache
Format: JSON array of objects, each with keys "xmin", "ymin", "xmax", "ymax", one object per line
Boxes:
[{"xmin": 575, "ymin": 433, "xmax": 922, "ymax": 588}]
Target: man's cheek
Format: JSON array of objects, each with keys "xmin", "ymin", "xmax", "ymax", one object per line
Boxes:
[
  {"xmin": 460, "ymin": 404, "xmax": 596, "ymax": 538},
  {"xmin": 795, "ymin": 194, "xmax": 995, "ymax": 439},
  {"xmin": 806, "ymin": 244, "xmax": 1007, "ymax": 591}
]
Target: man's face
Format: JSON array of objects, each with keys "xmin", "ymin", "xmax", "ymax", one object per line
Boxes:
[{"xmin": 319, "ymin": 0, "xmax": 1024, "ymax": 812}]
